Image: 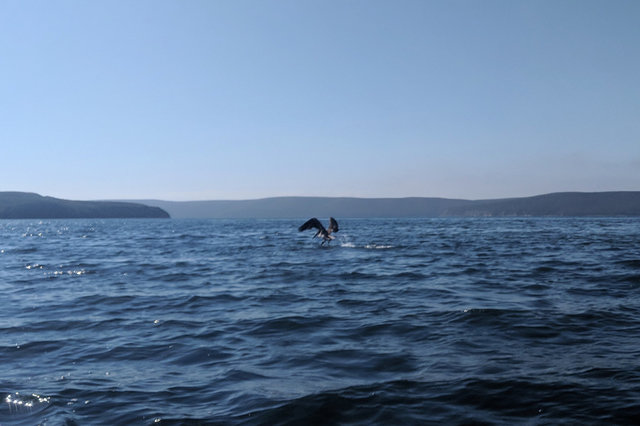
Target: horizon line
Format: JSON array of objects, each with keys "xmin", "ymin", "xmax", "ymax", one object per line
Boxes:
[
  {"xmin": 3, "ymin": 190, "xmax": 640, "ymax": 204},
  {"xmin": 115, "ymin": 190, "xmax": 640, "ymax": 204}
]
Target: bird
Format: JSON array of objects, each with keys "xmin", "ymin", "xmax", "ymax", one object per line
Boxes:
[{"xmin": 298, "ymin": 217, "xmax": 339, "ymax": 245}]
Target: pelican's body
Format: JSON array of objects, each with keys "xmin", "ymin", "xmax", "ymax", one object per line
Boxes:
[{"xmin": 298, "ymin": 217, "xmax": 339, "ymax": 245}]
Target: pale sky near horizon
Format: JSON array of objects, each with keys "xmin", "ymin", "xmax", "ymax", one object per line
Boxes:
[{"xmin": 1, "ymin": 0, "xmax": 639, "ymax": 201}]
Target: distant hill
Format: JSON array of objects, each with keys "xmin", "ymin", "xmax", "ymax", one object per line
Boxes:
[
  {"xmin": 0, "ymin": 192, "xmax": 170, "ymax": 219},
  {"xmin": 4, "ymin": 191, "xmax": 637, "ymax": 219},
  {"xmin": 135, "ymin": 191, "xmax": 640, "ymax": 218},
  {"xmin": 445, "ymin": 192, "xmax": 640, "ymax": 217}
]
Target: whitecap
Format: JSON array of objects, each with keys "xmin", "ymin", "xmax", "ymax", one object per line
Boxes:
[{"xmin": 364, "ymin": 244, "xmax": 394, "ymax": 250}]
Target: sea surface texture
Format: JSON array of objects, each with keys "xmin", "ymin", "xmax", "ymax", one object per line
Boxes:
[{"xmin": 1, "ymin": 218, "xmax": 639, "ymax": 425}]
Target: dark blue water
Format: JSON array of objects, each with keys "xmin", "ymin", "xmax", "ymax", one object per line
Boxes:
[{"xmin": 1, "ymin": 218, "xmax": 639, "ymax": 424}]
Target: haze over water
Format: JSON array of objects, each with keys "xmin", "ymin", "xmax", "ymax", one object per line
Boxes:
[{"xmin": 2, "ymin": 218, "xmax": 639, "ymax": 424}]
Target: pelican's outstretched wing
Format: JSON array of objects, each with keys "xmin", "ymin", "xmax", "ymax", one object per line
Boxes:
[
  {"xmin": 328, "ymin": 217, "xmax": 339, "ymax": 234},
  {"xmin": 298, "ymin": 217, "xmax": 325, "ymax": 233}
]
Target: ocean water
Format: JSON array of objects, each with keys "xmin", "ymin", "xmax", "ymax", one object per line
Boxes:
[{"xmin": 1, "ymin": 218, "xmax": 639, "ymax": 425}]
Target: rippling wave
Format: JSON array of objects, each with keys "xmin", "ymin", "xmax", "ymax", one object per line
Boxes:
[{"xmin": 1, "ymin": 218, "xmax": 639, "ymax": 424}]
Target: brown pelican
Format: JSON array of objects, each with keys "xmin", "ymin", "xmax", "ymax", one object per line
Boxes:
[{"xmin": 298, "ymin": 217, "xmax": 339, "ymax": 245}]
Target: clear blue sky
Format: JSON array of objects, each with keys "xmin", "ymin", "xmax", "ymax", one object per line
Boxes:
[{"xmin": 1, "ymin": 0, "xmax": 638, "ymax": 201}]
